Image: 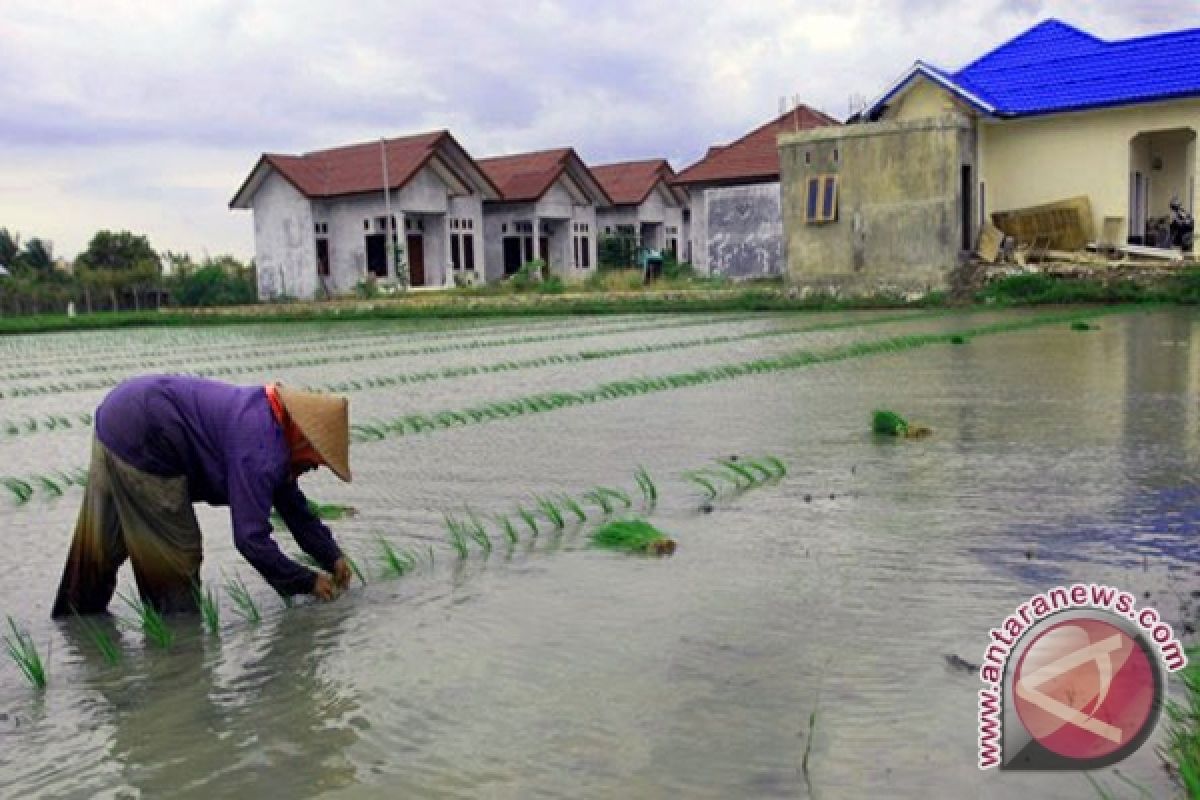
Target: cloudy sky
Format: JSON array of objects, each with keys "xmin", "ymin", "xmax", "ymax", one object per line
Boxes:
[{"xmin": 0, "ymin": 0, "xmax": 1192, "ymax": 261}]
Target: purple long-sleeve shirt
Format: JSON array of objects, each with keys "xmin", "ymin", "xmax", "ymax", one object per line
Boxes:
[{"xmin": 95, "ymin": 375, "xmax": 342, "ymax": 596}]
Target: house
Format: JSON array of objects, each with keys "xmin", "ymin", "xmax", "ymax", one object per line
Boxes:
[
  {"xmin": 476, "ymin": 149, "xmax": 611, "ymax": 280},
  {"xmin": 230, "ymin": 130, "xmax": 500, "ymax": 299},
  {"xmin": 590, "ymin": 159, "xmax": 689, "ymax": 264},
  {"xmin": 780, "ymin": 19, "xmax": 1200, "ymax": 290},
  {"xmin": 673, "ymin": 104, "xmax": 840, "ymax": 278}
]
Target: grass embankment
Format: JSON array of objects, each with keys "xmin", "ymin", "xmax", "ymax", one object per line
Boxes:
[
  {"xmin": 977, "ymin": 269, "xmax": 1200, "ymax": 306},
  {"xmin": 1163, "ymin": 645, "xmax": 1200, "ymax": 797}
]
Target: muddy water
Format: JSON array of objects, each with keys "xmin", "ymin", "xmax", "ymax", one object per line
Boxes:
[{"xmin": 1, "ymin": 309, "xmax": 1197, "ymax": 799}]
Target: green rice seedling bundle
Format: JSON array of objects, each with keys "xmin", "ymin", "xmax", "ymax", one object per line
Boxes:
[
  {"xmin": 344, "ymin": 554, "xmax": 368, "ymax": 586},
  {"xmin": 582, "ymin": 489, "xmax": 615, "ymax": 516},
  {"xmin": 949, "ymin": 334, "xmax": 966, "ymax": 344},
  {"xmin": 496, "ymin": 516, "xmax": 519, "ymax": 546},
  {"xmin": 464, "ymin": 509, "xmax": 492, "ymax": 555},
  {"xmin": 192, "ymin": 582, "xmax": 220, "ymax": 635},
  {"xmin": 558, "ymin": 494, "xmax": 587, "ymax": 524},
  {"xmin": 35, "ymin": 475, "xmax": 63, "ymax": 498},
  {"xmin": 682, "ymin": 471, "xmax": 719, "ymax": 501},
  {"xmin": 3, "ymin": 616, "xmax": 47, "ymax": 689},
  {"xmin": 445, "ymin": 514, "xmax": 470, "ymax": 559},
  {"xmin": 119, "ymin": 592, "xmax": 174, "ymax": 649},
  {"xmin": 223, "ymin": 575, "xmax": 262, "ymax": 624},
  {"xmin": 73, "ymin": 611, "xmax": 121, "ymax": 665},
  {"xmin": 718, "ymin": 458, "xmax": 757, "ymax": 489},
  {"xmin": 536, "ymin": 497, "xmax": 566, "ymax": 531},
  {"xmin": 763, "ymin": 456, "xmax": 788, "ymax": 479},
  {"xmin": 872, "ymin": 410, "xmax": 909, "ymax": 436},
  {"xmin": 1070, "ymin": 320, "xmax": 1096, "ymax": 331},
  {"xmin": 589, "ymin": 519, "xmax": 676, "ymax": 556},
  {"xmin": 3, "ymin": 477, "xmax": 33, "ymax": 503},
  {"xmin": 378, "ymin": 537, "xmax": 419, "ymax": 577},
  {"xmin": 634, "ymin": 467, "xmax": 658, "ymax": 510},
  {"xmin": 516, "ymin": 506, "xmax": 540, "ymax": 537}
]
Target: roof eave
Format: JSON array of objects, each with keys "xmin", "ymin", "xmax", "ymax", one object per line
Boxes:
[{"xmin": 864, "ymin": 61, "xmax": 997, "ymax": 119}]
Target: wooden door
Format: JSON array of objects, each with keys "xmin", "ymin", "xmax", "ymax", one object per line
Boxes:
[
  {"xmin": 365, "ymin": 234, "xmax": 387, "ymax": 277},
  {"xmin": 407, "ymin": 234, "xmax": 425, "ymax": 286}
]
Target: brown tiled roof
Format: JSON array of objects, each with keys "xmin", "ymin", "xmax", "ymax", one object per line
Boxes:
[
  {"xmin": 673, "ymin": 105, "xmax": 840, "ymax": 186},
  {"xmin": 232, "ymin": 130, "xmax": 498, "ymax": 204},
  {"xmin": 477, "ymin": 148, "xmax": 610, "ymax": 204},
  {"xmin": 590, "ymin": 159, "xmax": 674, "ymax": 206}
]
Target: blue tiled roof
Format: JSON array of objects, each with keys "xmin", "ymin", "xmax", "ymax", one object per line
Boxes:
[{"xmin": 876, "ymin": 19, "xmax": 1200, "ymax": 117}]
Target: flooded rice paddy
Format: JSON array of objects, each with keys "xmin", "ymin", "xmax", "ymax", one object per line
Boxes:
[{"xmin": 0, "ymin": 308, "xmax": 1197, "ymax": 798}]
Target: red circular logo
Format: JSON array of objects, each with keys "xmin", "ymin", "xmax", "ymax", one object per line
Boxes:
[{"xmin": 1012, "ymin": 617, "xmax": 1158, "ymax": 761}]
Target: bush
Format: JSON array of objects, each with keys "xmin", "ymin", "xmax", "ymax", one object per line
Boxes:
[
  {"xmin": 355, "ymin": 276, "xmax": 380, "ymax": 299},
  {"xmin": 507, "ymin": 260, "xmax": 546, "ymax": 291},
  {"xmin": 598, "ymin": 234, "xmax": 636, "ymax": 269},
  {"xmin": 537, "ymin": 275, "xmax": 565, "ymax": 294},
  {"xmin": 169, "ymin": 264, "xmax": 256, "ymax": 307}
]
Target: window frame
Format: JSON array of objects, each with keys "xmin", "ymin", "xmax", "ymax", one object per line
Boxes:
[{"xmin": 805, "ymin": 174, "xmax": 839, "ymax": 225}]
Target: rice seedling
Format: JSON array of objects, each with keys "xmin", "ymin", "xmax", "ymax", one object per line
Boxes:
[
  {"xmin": 1070, "ymin": 320, "xmax": 1096, "ymax": 331},
  {"xmin": 3, "ymin": 617, "xmax": 47, "ymax": 689},
  {"xmin": 192, "ymin": 581, "xmax": 220, "ymax": 635},
  {"xmin": 119, "ymin": 592, "xmax": 173, "ymax": 649},
  {"xmin": 345, "ymin": 554, "xmax": 368, "ymax": 586},
  {"xmin": 464, "ymin": 509, "xmax": 493, "ymax": 555},
  {"xmin": 35, "ymin": 475, "xmax": 62, "ymax": 498},
  {"xmin": 378, "ymin": 537, "xmax": 419, "ymax": 577},
  {"xmin": 73, "ymin": 610, "xmax": 121, "ymax": 665},
  {"xmin": 1161, "ymin": 645, "xmax": 1199, "ymax": 798},
  {"xmin": 3, "ymin": 477, "xmax": 33, "ymax": 503},
  {"xmin": 597, "ymin": 486, "xmax": 632, "ymax": 510},
  {"xmin": 516, "ymin": 506, "xmax": 540, "ymax": 537},
  {"xmin": 744, "ymin": 458, "xmax": 776, "ymax": 483},
  {"xmin": 718, "ymin": 459, "xmax": 757, "ymax": 489},
  {"xmin": 634, "ymin": 467, "xmax": 657, "ymax": 510},
  {"xmin": 949, "ymin": 334, "xmax": 966, "ymax": 344},
  {"xmin": 682, "ymin": 471, "xmax": 719, "ymax": 501},
  {"xmin": 535, "ymin": 496, "xmax": 566, "ymax": 531},
  {"xmin": 763, "ymin": 456, "xmax": 788, "ymax": 479},
  {"xmin": 497, "ymin": 516, "xmax": 519, "ymax": 546},
  {"xmin": 582, "ymin": 489, "xmax": 614, "ymax": 516},
  {"xmin": 558, "ymin": 494, "xmax": 588, "ymax": 524},
  {"xmin": 589, "ymin": 519, "xmax": 676, "ymax": 556},
  {"xmin": 223, "ymin": 574, "xmax": 262, "ymax": 625},
  {"xmin": 445, "ymin": 514, "xmax": 470, "ymax": 559}
]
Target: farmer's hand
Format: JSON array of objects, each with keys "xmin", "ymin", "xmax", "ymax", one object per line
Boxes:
[
  {"xmin": 312, "ymin": 572, "xmax": 338, "ymax": 601},
  {"xmin": 332, "ymin": 557, "xmax": 353, "ymax": 589}
]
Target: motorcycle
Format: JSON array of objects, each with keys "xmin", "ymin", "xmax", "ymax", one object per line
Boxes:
[{"xmin": 1170, "ymin": 198, "xmax": 1194, "ymax": 251}]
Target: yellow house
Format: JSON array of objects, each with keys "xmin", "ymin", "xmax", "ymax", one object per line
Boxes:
[{"xmin": 780, "ymin": 19, "xmax": 1199, "ymax": 289}]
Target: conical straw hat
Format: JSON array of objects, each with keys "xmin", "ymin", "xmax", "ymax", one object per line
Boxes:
[{"xmin": 275, "ymin": 385, "xmax": 352, "ymax": 482}]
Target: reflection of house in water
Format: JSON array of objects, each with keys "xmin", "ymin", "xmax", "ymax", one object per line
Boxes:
[{"xmin": 780, "ymin": 20, "xmax": 1200, "ymax": 291}]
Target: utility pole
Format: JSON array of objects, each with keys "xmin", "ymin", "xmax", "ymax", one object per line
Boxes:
[{"xmin": 380, "ymin": 137, "xmax": 395, "ymax": 281}]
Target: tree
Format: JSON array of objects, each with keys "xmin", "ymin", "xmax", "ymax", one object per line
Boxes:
[
  {"xmin": 0, "ymin": 228, "xmax": 19, "ymax": 267},
  {"xmin": 16, "ymin": 238, "xmax": 54, "ymax": 273},
  {"xmin": 76, "ymin": 230, "xmax": 159, "ymax": 272}
]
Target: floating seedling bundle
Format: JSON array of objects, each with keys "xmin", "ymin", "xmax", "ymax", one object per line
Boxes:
[
  {"xmin": 589, "ymin": 519, "xmax": 676, "ymax": 556},
  {"xmin": 871, "ymin": 410, "xmax": 931, "ymax": 439}
]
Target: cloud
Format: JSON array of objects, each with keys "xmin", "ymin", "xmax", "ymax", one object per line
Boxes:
[{"xmin": 0, "ymin": 0, "xmax": 1194, "ymax": 259}]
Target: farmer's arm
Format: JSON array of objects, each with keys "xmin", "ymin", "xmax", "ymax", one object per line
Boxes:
[
  {"xmin": 273, "ymin": 481, "xmax": 343, "ymax": 572},
  {"xmin": 227, "ymin": 453, "xmax": 319, "ymax": 597}
]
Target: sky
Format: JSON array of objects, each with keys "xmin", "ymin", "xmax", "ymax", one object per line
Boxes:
[{"xmin": 0, "ymin": 0, "xmax": 1194, "ymax": 262}]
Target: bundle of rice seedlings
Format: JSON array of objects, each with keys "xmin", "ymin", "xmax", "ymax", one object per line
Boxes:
[
  {"xmin": 445, "ymin": 515, "xmax": 470, "ymax": 559},
  {"xmin": 464, "ymin": 509, "xmax": 492, "ymax": 555},
  {"xmin": 119, "ymin": 592, "xmax": 173, "ymax": 649},
  {"xmin": 634, "ymin": 467, "xmax": 657, "ymax": 510},
  {"xmin": 682, "ymin": 471, "xmax": 719, "ymax": 501},
  {"xmin": 872, "ymin": 410, "xmax": 910, "ymax": 436},
  {"xmin": 1070, "ymin": 320, "xmax": 1096, "ymax": 331},
  {"xmin": 192, "ymin": 582, "xmax": 220, "ymax": 635},
  {"xmin": 536, "ymin": 496, "xmax": 566, "ymax": 531},
  {"xmin": 378, "ymin": 537, "xmax": 418, "ymax": 577},
  {"xmin": 516, "ymin": 507, "xmax": 540, "ymax": 537},
  {"xmin": 73, "ymin": 611, "xmax": 121, "ymax": 665},
  {"xmin": 496, "ymin": 516, "xmax": 519, "ymax": 546},
  {"xmin": 558, "ymin": 495, "xmax": 587, "ymax": 524},
  {"xmin": 589, "ymin": 519, "xmax": 676, "ymax": 556},
  {"xmin": 3, "ymin": 477, "xmax": 33, "ymax": 503},
  {"xmin": 344, "ymin": 554, "xmax": 367, "ymax": 586},
  {"xmin": 3, "ymin": 617, "xmax": 46, "ymax": 689}
]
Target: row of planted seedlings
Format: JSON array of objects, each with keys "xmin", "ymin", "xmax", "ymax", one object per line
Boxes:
[
  {"xmin": 3, "ymin": 455, "xmax": 789, "ymax": 690},
  {"xmin": 0, "ymin": 308, "xmax": 1119, "ymax": 503},
  {"xmin": 0, "ymin": 312, "xmax": 678, "ymax": 385},
  {"xmin": 0, "ymin": 312, "xmax": 929, "ymax": 442},
  {"xmin": 0, "ymin": 313, "xmax": 759, "ymax": 398}
]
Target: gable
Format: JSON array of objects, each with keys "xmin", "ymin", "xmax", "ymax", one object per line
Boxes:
[{"xmin": 886, "ymin": 76, "xmax": 974, "ymax": 121}]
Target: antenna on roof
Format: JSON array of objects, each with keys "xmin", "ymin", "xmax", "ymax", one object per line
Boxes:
[
  {"xmin": 792, "ymin": 94, "xmax": 801, "ymax": 131},
  {"xmin": 778, "ymin": 96, "xmax": 787, "ymax": 116}
]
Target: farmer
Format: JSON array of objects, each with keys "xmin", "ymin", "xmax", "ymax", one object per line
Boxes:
[{"xmin": 51, "ymin": 375, "xmax": 354, "ymax": 617}]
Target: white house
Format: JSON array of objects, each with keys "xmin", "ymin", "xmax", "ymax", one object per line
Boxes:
[
  {"xmin": 230, "ymin": 130, "xmax": 500, "ymax": 299},
  {"xmin": 476, "ymin": 149, "xmax": 612, "ymax": 281},
  {"xmin": 590, "ymin": 159, "xmax": 689, "ymax": 261}
]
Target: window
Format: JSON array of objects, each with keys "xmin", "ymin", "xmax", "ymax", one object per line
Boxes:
[
  {"xmin": 364, "ymin": 219, "xmax": 370, "ymax": 231},
  {"xmin": 502, "ymin": 223, "xmax": 508, "ymax": 233},
  {"xmin": 805, "ymin": 175, "xmax": 838, "ymax": 224},
  {"xmin": 804, "ymin": 151, "xmax": 811, "ymax": 165},
  {"xmin": 375, "ymin": 216, "xmax": 389, "ymax": 232},
  {"xmin": 832, "ymin": 148, "xmax": 840, "ymax": 164}
]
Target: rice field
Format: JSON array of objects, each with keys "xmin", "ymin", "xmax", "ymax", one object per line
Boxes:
[{"xmin": 0, "ymin": 307, "xmax": 1197, "ymax": 798}]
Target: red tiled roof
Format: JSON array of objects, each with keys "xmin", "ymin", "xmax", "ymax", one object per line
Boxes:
[
  {"xmin": 590, "ymin": 159, "xmax": 674, "ymax": 206},
  {"xmin": 673, "ymin": 105, "xmax": 840, "ymax": 186},
  {"xmin": 233, "ymin": 130, "xmax": 498, "ymax": 204},
  {"xmin": 476, "ymin": 148, "xmax": 576, "ymax": 202}
]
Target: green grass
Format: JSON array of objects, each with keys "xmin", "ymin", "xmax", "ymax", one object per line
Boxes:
[
  {"xmin": 192, "ymin": 581, "xmax": 220, "ymax": 635},
  {"xmin": 1162, "ymin": 645, "xmax": 1200, "ymax": 798},
  {"xmin": 119, "ymin": 592, "xmax": 173, "ymax": 649},
  {"xmin": 589, "ymin": 519, "xmax": 675, "ymax": 555},
  {"xmin": 872, "ymin": 410, "xmax": 909, "ymax": 436},
  {"xmin": 3, "ymin": 616, "xmax": 47, "ymax": 689},
  {"xmin": 223, "ymin": 574, "xmax": 262, "ymax": 625}
]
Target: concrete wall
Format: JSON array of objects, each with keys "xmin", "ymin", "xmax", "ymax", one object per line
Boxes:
[
  {"xmin": 780, "ymin": 115, "xmax": 975, "ymax": 290},
  {"xmin": 978, "ymin": 98, "xmax": 1200, "ymax": 237},
  {"xmin": 704, "ymin": 182, "xmax": 784, "ymax": 278},
  {"xmin": 252, "ymin": 172, "xmax": 316, "ymax": 300}
]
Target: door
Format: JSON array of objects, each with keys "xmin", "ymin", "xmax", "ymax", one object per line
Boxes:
[
  {"xmin": 538, "ymin": 236, "xmax": 550, "ymax": 269},
  {"xmin": 503, "ymin": 237, "xmax": 523, "ymax": 275},
  {"xmin": 365, "ymin": 234, "xmax": 387, "ymax": 277},
  {"xmin": 407, "ymin": 233, "xmax": 425, "ymax": 286},
  {"xmin": 316, "ymin": 239, "xmax": 330, "ymax": 276},
  {"xmin": 1131, "ymin": 171, "xmax": 1147, "ymax": 243}
]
